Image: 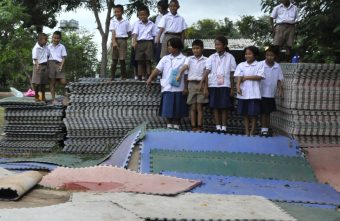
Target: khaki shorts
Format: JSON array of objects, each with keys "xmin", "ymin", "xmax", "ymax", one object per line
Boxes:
[
  {"xmin": 135, "ymin": 40, "xmax": 154, "ymax": 61},
  {"xmin": 160, "ymin": 33, "xmax": 182, "ymax": 58},
  {"xmin": 112, "ymin": 38, "xmax": 128, "ymax": 60},
  {"xmin": 32, "ymin": 64, "xmax": 48, "ymax": 84},
  {"xmin": 273, "ymin": 23, "xmax": 295, "ymax": 48},
  {"xmin": 187, "ymin": 81, "xmax": 209, "ymax": 105},
  {"xmin": 48, "ymin": 60, "xmax": 65, "ymax": 80}
]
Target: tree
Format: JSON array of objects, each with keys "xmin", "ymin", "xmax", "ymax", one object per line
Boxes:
[
  {"xmin": 61, "ymin": 29, "xmax": 99, "ymax": 81},
  {"xmin": 186, "ymin": 18, "xmax": 239, "ymax": 39},
  {"xmin": 261, "ymin": 0, "xmax": 340, "ymax": 63},
  {"xmin": 13, "ymin": 0, "xmax": 83, "ymax": 32},
  {"xmin": 83, "ymin": 0, "xmax": 156, "ymax": 77},
  {"xmin": 0, "ymin": 0, "xmax": 34, "ymax": 90},
  {"xmin": 236, "ymin": 15, "xmax": 271, "ymax": 47}
]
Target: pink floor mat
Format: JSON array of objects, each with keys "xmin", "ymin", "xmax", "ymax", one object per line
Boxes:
[
  {"xmin": 306, "ymin": 147, "xmax": 340, "ymax": 191},
  {"xmin": 40, "ymin": 166, "xmax": 201, "ymax": 195}
]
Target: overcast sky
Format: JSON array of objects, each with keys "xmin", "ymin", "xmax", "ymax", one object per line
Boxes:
[{"xmin": 46, "ymin": 0, "xmax": 264, "ymax": 58}]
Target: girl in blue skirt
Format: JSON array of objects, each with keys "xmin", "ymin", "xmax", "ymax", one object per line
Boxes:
[
  {"xmin": 147, "ymin": 37, "xmax": 188, "ymax": 129},
  {"xmin": 235, "ymin": 46, "xmax": 265, "ymax": 136},
  {"xmin": 259, "ymin": 45, "xmax": 284, "ymax": 136},
  {"xmin": 202, "ymin": 36, "xmax": 237, "ymax": 132}
]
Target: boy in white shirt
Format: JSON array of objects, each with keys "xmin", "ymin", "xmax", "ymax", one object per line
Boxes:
[
  {"xmin": 48, "ymin": 31, "xmax": 67, "ymax": 105},
  {"xmin": 109, "ymin": 4, "xmax": 131, "ymax": 80},
  {"xmin": 32, "ymin": 33, "xmax": 49, "ymax": 102},
  {"xmin": 156, "ymin": 0, "xmax": 187, "ymax": 58},
  {"xmin": 132, "ymin": 5, "xmax": 157, "ymax": 81},
  {"xmin": 177, "ymin": 39, "xmax": 208, "ymax": 131}
]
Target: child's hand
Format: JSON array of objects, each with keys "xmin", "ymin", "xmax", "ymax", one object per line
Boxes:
[
  {"xmin": 230, "ymin": 88, "xmax": 234, "ymax": 97},
  {"xmin": 146, "ymin": 78, "xmax": 152, "ymax": 88},
  {"xmin": 182, "ymin": 88, "xmax": 188, "ymax": 96},
  {"xmin": 132, "ymin": 41, "xmax": 137, "ymax": 49},
  {"xmin": 176, "ymin": 74, "xmax": 181, "ymax": 81},
  {"xmin": 237, "ymin": 87, "xmax": 242, "ymax": 96},
  {"xmin": 241, "ymin": 76, "xmax": 246, "ymax": 83},
  {"xmin": 203, "ymin": 86, "xmax": 209, "ymax": 98},
  {"xmin": 112, "ymin": 41, "xmax": 118, "ymax": 48}
]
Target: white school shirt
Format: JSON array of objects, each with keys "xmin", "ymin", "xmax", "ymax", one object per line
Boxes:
[
  {"xmin": 155, "ymin": 12, "xmax": 168, "ymax": 42},
  {"xmin": 133, "ymin": 20, "xmax": 157, "ymax": 41},
  {"xmin": 271, "ymin": 3, "xmax": 298, "ymax": 24},
  {"xmin": 32, "ymin": 42, "xmax": 49, "ymax": 64},
  {"xmin": 185, "ymin": 55, "xmax": 207, "ymax": 81},
  {"xmin": 260, "ymin": 60, "xmax": 284, "ymax": 98},
  {"xmin": 156, "ymin": 53, "xmax": 187, "ymax": 92},
  {"xmin": 48, "ymin": 43, "xmax": 67, "ymax": 62},
  {"xmin": 158, "ymin": 13, "xmax": 187, "ymax": 33},
  {"xmin": 234, "ymin": 60, "xmax": 265, "ymax": 99},
  {"xmin": 109, "ymin": 18, "xmax": 131, "ymax": 38},
  {"xmin": 206, "ymin": 52, "xmax": 236, "ymax": 88}
]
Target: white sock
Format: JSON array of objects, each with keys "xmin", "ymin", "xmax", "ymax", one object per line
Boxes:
[
  {"xmin": 261, "ymin": 128, "xmax": 269, "ymax": 132},
  {"xmin": 216, "ymin": 125, "xmax": 221, "ymax": 130},
  {"xmin": 221, "ymin": 126, "xmax": 226, "ymax": 131},
  {"xmin": 167, "ymin": 124, "xmax": 173, "ymax": 128},
  {"xmin": 173, "ymin": 124, "xmax": 180, "ymax": 129}
]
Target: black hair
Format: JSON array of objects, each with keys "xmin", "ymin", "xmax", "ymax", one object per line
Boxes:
[
  {"xmin": 157, "ymin": 0, "xmax": 169, "ymax": 11},
  {"xmin": 167, "ymin": 37, "xmax": 183, "ymax": 50},
  {"xmin": 215, "ymin": 36, "xmax": 230, "ymax": 52},
  {"xmin": 192, "ymin": 39, "xmax": 204, "ymax": 49},
  {"xmin": 114, "ymin": 4, "xmax": 124, "ymax": 13},
  {"xmin": 138, "ymin": 5, "xmax": 150, "ymax": 15},
  {"xmin": 53, "ymin": 31, "xmax": 62, "ymax": 38},
  {"xmin": 265, "ymin": 45, "xmax": 280, "ymax": 56},
  {"xmin": 169, "ymin": 0, "xmax": 179, "ymax": 6},
  {"xmin": 244, "ymin": 46, "xmax": 260, "ymax": 57},
  {"xmin": 38, "ymin": 32, "xmax": 47, "ymax": 40}
]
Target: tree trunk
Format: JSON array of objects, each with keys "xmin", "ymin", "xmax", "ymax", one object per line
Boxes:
[{"xmin": 100, "ymin": 35, "xmax": 108, "ymax": 78}]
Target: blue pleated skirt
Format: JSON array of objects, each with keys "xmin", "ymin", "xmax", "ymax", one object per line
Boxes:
[
  {"xmin": 159, "ymin": 91, "xmax": 188, "ymax": 118},
  {"xmin": 237, "ymin": 99, "xmax": 261, "ymax": 117}
]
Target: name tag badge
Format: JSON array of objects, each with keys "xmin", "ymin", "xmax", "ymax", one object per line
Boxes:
[{"xmin": 217, "ymin": 74, "xmax": 224, "ymax": 85}]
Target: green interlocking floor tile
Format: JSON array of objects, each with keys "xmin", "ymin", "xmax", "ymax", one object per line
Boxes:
[
  {"xmin": 276, "ymin": 203, "xmax": 340, "ymax": 221},
  {"xmin": 150, "ymin": 150, "xmax": 316, "ymax": 182}
]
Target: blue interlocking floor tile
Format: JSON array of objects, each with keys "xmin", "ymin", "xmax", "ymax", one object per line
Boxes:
[
  {"xmin": 0, "ymin": 162, "xmax": 57, "ymax": 171},
  {"xmin": 101, "ymin": 129, "xmax": 141, "ymax": 168},
  {"xmin": 162, "ymin": 171, "xmax": 340, "ymax": 206},
  {"xmin": 140, "ymin": 131, "xmax": 300, "ymax": 173}
]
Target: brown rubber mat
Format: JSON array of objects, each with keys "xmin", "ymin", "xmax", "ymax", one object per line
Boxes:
[{"xmin": 306, "ymin": 147, "xmax": 340, "ymax": 191}]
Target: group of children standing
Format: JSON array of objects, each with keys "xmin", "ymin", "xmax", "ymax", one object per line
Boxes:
[
  {"xmin": 32, "ymin": 31, "xmax": 67, "ymax": 104},
  {"xmin": 109, "ymin": 0, "xmax": 283, "ymax": 136}
]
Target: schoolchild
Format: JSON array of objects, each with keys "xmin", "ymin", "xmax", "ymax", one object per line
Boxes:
[
  {"xmin": 109, "ymin": 4, "xmax": 131, "ymax": 80},
  {"xmin": 202, "ymin": 36, "xmax": 237, "ymax": 132},
  {"xmin": 259, "ymin": 45, "xmax": 284, "ymax": 136},
  {"xmin": 32, "ymin": 33, "xmax": 49, "ymax": 102},
  {"xmin": 235, "ymin": 46, "xmax": 265, "ymax": 136},
  {"xmin": 132, "ymin": 5, "xmax": 157, "ymax": 81},
  {"xmin": 146, "ymin": 38, "xmax": 188, "ymax": 129},
  {"xmin": 177, "ymin": 39, "xmax": 208, "ymax": 131},
  {"xmin": 156, "ymin": 0, "xmax": 187, "ymax": 58}
]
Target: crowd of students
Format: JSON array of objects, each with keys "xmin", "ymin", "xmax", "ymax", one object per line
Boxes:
[{"xmin": 32, "ymin": 0, "xmax": 287, "ymax": 136}]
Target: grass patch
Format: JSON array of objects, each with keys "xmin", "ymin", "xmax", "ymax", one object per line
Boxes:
[{"xmin": 0, "ymin": 107, "xmax": 4, "ymax": 132}]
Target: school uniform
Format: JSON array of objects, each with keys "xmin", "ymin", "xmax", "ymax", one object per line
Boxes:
[
  {"xmin": 185, "ymin": 55, "xmax": 209, "ymax": 105},
  {"xmin": 260, "ymin": 60, "xmax": 284, "ymax": 114},
  {"xmin": 271, "ymin": 3, "xmax": 298, "ymax": 47},
  {"xmin": 234, "ymin": 60, "xmax": 265, "ymax": 116},
  {"xmin": 133, "ymin": 20, "xmax": 157, "ymax": 61},
  {"xmin": 156, "ymin": 53, "xmax": 188, "ymax": 118},
  {"xmin": 158, "ymin": 13, "xmax": 187, "ymax": 58},
  {"xmin": 206, "ymin": 52, "xmax": 236, "ymax": 109},
  {"xmin": 32, "ymin": 42, "xmax": 49, "ymax": 84},
  {"xmin": 109, "ymin": 18, "xmax": 131, "ymax": 60},
  {"xmin": 154, "ymin": 12, "xmax": 168, "ymax": 62},
  {"xmin": 48, "ymin": 43, "xmax": 67, "ymax": 79}
]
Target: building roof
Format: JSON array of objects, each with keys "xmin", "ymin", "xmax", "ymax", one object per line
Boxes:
[{"xmin": 185, "ymin": 39, "xmax": 255, "ymax": 50}]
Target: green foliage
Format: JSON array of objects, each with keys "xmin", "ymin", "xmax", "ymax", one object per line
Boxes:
[
  {"xmin": 186, "ymin": 18, "xmax": 240, "ymax": 39},
  {"xmin": 261, "ymin": 0, "xmax": 340, "ymax": 63},
  {"xmin": 0, "ymin": 0, "xmax": 34, "ymax": 90},
  {"xmin": 61, "ymin": 29, "xmax": 99, "ymax": 81},
  {"xmin": 236, "ymin": 15, "xmax": 272, "ymax": 48}
]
